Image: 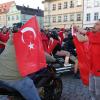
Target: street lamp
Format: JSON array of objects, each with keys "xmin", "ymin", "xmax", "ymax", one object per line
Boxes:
[{"xmin": 48, "ymin": 0, "xmax": 51, "ymax": 28}]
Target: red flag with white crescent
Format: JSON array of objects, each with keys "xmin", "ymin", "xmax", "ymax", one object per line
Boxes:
[
  {"xmin": 47, "ymin": 38, "xmax": 59, "ymax": 54},
  {"xmin": 13, "ymin": 16, "xmax": 47, "ymax": 77},
  {"xmin": 72, "ymin": 26, "xmax": 89, "ymax": 86}
]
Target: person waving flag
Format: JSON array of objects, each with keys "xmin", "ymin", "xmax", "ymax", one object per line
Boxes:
[
  {"xmin": 72, "ymin": 25, "xmax": 90, "ymax": 86},
  {"xmin": 13, "ymin": 16, "xmax": 47, "ymax": 77}
]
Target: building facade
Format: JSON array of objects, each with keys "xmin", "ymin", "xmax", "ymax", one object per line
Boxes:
[
  {"xmin": 0, "ymin": 1, "xmax": 15, "ymax": 28},
  {"xmin": 43, "ymin": 0, "xmax": 83, "ymax": 29},
  {"xmin": 7, "ymin": 4, "xmax": 44, "ymax": 28},
  {"xmin": 7, "ymin": 3, "xmax": 21, "ymax": 27},
  {"xmin": 83, "ymin": 0, "xmax": 100, "ymax": 28}
]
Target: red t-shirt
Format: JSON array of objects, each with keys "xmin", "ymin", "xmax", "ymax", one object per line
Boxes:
[
  {"xmin": 0, "ymin": 32, "xmax": 9, "ymax": 48},
  {"xmin": 88, "ymin": 32, "xmax": 100, "ymax": 76}
]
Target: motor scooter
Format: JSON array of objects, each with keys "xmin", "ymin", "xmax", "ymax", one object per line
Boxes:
[{"xmin": 0, "ymin": 64, "xmax": 62, "ymax": 100}]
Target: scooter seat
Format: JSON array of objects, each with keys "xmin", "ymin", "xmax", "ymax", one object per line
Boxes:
[{"xmin": 53, "ymin": 63, "xmax": 62, "ymax": 68}]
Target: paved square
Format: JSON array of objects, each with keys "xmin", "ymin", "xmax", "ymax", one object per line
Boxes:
[{"xmin": 61, "ymin": 74, "xmax": 91, "ymax": 100}]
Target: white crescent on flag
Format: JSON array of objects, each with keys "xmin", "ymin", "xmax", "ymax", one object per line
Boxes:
[{"xmin": 21, "ymin": 27, "xmax": 36, "ymax": 44}]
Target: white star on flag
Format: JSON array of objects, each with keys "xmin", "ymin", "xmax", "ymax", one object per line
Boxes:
[{"xmin": 28, "ymin": 42, "xmax": 34, "ymax": 50}]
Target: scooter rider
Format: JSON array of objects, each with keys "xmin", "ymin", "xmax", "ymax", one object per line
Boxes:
[{"xmin": 0, "ymin": 28, "xmax": 41, "ymax": 100}]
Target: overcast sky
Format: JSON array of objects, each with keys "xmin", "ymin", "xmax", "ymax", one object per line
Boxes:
[{"xmin": 0, "ymin": 0, "xmax": 44, "ymax": 9}]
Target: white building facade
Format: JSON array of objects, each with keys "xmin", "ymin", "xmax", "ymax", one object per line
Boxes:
[{"xmin": 83, "ymin": 0, "xmax": 100, "ymax": 28}]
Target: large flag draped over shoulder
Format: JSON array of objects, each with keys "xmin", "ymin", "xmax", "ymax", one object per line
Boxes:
[
  {"xmin": 72, "ymin": 26, "xmax": 90, "ymax": 86},
  {"xmin": 13, "ymin": 16, "xmax": 47, "ymax": 77}
]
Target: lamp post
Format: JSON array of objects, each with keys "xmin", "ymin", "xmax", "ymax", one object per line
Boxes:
[
  {"xmin": 48, "ymin": 0, "xmax": 51, "ymax": 28},
  {"xmin": 82, "ymin": 0, "xmax": 84, "ymax": 28}
]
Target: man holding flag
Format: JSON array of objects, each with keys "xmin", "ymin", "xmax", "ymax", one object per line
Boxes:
[
  {"xmin": 0, "ymin": 16, "xmax": 47, "ymax": 100},
  {"xmin": 72, "ymin": 20, "xmax": 100, "ymax": 100}
]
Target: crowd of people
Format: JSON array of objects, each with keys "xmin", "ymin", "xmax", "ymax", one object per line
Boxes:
[
  {"xmin": 0, "ymin": 19, "xmax": 100, "ymax": 100},
  {"xmin": 41, "ymin": 28, "xmax": 79, "ymax": 78}
]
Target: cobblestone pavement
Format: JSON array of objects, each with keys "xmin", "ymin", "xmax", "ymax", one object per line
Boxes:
[{"xmin": 61, "ymin": 74, "xmax": 91, "ymax": 100}]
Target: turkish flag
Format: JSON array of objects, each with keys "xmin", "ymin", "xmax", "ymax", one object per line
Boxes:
[
  {"xmin": 13, "ymin": 16, "xmax": 47, "ymax": 77},
  {"xmin": 47, "ymin": 38, "xmax": 59, "ymax": 54},
  {"xmin": 41, "ymin": 32, "xmax": 49, "ymax": 52},
  {"xmin": 72, "ymin": 26, "xmax": 89, "ymax": 86}
]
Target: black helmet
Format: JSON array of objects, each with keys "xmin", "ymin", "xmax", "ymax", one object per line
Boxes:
[{"xmin": 51, "ymin": 30, "xmax": 59, "ymax": 40}]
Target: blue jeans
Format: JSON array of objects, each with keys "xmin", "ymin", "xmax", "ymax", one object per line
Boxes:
[{"xmin": 1, "ymin": 77, "xmax": 41, "ymax": 100}]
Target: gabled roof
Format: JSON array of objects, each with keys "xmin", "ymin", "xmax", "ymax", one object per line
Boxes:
[
  {"xmin": 16, "ymin": 5, "xmax": 44, "ymax": 17},
  {"xmin": 0, "ymin": 1, "xmax": 15, "ymax": 14}
]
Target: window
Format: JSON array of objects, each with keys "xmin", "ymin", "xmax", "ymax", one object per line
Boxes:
[
  {"xmin": 52, "ymin": 16, "xmax": 56, "ymax": 23},
  {"xmin": 77, "ymin": 14, "xmax": 81, "ymax": 21},
  {"xmin": 87, "ymin": 0, "xmax": 92, "ymax": 8},
  {"xmin": 94, "ymin": 0, "xmax": 100, "ymax": 7},
  {"xmin": 16, "ymin": 15, "xmax": 19, "ymax": 20},
  {"xmin": 86, "ymin": 13, "xmax": 91, "ymax": 21},
  {"xmin": 94, "ymin": 12, "xmax": 99, "ymax": 20},
  {"xmin": 52, "ymin": 4, "xmax": 56, "ymax": 10},
  {"xmin": 64, "ymin": 2, "xmax": 68, "ymax": 9},
  {"xmin": 58, "ymin": 16, "xmax": 62, "ymax": 22},
  {"xmin": 64, "ymin": 15, "xmax": 68, "ymax": 22},
  {"xmin": 58, "ymin": 3, "xmax": 62, "ymax": 10},
  {"xmin": 70, "ymin": 1, "xmax": 74, "ymax": 8},
  {"xmin": 45, "ymin": 6, "xmax": 48, "ymax": 11},
  {"xmin": 8, "ymin": 16, "xmax": 10, "ymax": 21},
  {"xmin": 70, "ymin": 14, "xmax": 74, "ymax": 21},
  {"xmin": 76, "ymin": 0, "xmax": 82, "ymax": 7},
  {"xmin": 12, "ymin": 16, "xmax": 14, "ymax": 20}
]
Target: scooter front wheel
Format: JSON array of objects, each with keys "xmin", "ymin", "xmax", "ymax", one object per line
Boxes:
[{"xmin": 43, "ymin": 77, "xmax": 63, "ymax": 100}]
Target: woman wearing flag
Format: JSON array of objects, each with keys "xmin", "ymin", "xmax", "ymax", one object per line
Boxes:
[{"xmin": 73, "ymin": 20, "xmax": 100, "ymax": 100}]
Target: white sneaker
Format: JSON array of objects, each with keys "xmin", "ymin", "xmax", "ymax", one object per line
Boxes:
[{"xmin": 64, "ymin": 64, "xmax": 72, "ymax": 67}]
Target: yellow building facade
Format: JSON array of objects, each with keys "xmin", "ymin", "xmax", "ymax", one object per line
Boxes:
[{"xmin": 43, "ymin": 0, "xmax": 83, "ymax": 29}]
